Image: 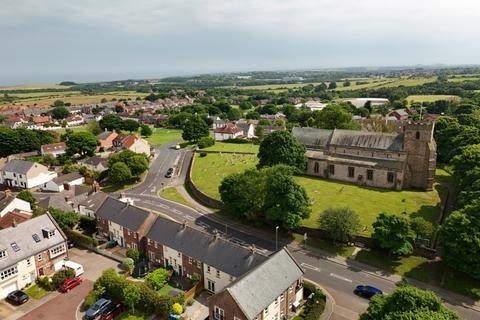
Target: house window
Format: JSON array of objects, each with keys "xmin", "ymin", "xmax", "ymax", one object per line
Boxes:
[
  {"xmin": 348, "ymin": 167, "xmax": 355, "ymax": 178},
  {"xmin": 38, "ymin": 253, "xmax": 43, "ymax": 261},
  {"xmin": 27, "ymin": 259, "xmax": 31, "ymax": 266},
  {"xmin": 328, "ymin": 164, "xmax": 335, "ymax": 175},
  {"xmin": 367, "ymin": 170, "xmax": 373, "ymax": 181},
  {"xmin": 314, "ymin": 162, "xmax": 319, "ymax": 173},
  {"xmin": 13, "ymin": 173, "xmax": 16, "ymax": 177},
  {"xmin": 415, "ymin": 131, "xmax": 420, "ymax": 139},
  {"xmin": 275, "ymin": 298, "xmax": 278, "ymax": 305},
  {"xmin": 149, "ymin": 251, "xmax": 155, "ymax": 261},
  {"xmin": 50, "ymin": 244, "xmax": 66, "ymax": 258},
  {"xmin": 214, "ymin": 306, "xmax": 224, "ymax": 320},
  {"xmin": 229, "ymin": 275, "xmax": 234, "ymax": 282},
  {"xmin": 207, "ymin": 266, "xmax": 211, "ymax": 273},
  {"xmin": 0, "ymin": 266, "xmax": 18, "ymax": 280},
  {"xmin": 0, "ymin": 250, "xmax": 7, "ymax": 259},
  {"xmin": 216, "ymin": 270, "xmax": 220, "ymax": 278},
  {"xmin": 197, "ymin": 261, "xmax": 201, "ymax": 268},
  {"xmin": 188, "ymin": 258, "xmax": 193, "ymax": 264},
  {"xmin": 387, "ymin": 172, "xmax": 395, "ymax": 183},
  {"xmin": 177, "ymin": 252, "xmax": 181, "ymax": 258}
]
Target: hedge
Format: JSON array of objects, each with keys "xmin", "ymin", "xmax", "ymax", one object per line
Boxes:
[{"xmin": 65, "ymin": 229, "xmax": 99, "ymax": 247}]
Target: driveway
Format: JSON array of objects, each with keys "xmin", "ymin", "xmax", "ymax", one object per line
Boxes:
[{"xmin": 19, "ymin": 280, "xmax": 93, "ymax": 320}]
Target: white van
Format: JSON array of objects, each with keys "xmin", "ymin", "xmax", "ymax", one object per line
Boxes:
[{"xmin": 63, "ymin": 260, "xmax": 84, "ymax": 277}]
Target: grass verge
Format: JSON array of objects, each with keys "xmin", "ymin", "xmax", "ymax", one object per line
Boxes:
[
  {"xmin": 293, "ymin": 233, "xmax": 355, "ymax": 257},
  {"xmin": 442, "ymin": 268, "xmax": 480, "ymax": 300},
  {"xmin": 159, "ymin": 187, "xmax": 195, "ymax": 209}
]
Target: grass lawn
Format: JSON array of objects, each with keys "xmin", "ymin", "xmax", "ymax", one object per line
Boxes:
[
  {"xmin": 157, "ymin": 283, "xmax": 177, "ymax": 296},
  {"xmin": 191, "ymin": 153, "xmax": 257, "ymax": 199},
  {"xmin": 442, "ymin": 268, "xmax": 480, "ymax": 300},
  {"xmin": 160, "ymin": 187, "xmax": 195, "ymax": 209},
  {"xmin": 298, "ymin": 173, "xmax": 442, "ymax": 236},
  {"xmin": 293, "ymin": 234, "xmax": 355, "ymax": 257},
  {"xmin": 55, "ymin": 125, "xmax": 90, "ymax": 135},
  {"xmin": 144, "ymin": 128, "xmax": 183, "ymax": 145},
  {"xmin": 355, "ymin": 249, "xmax": 434, "ymax": 283},
  {"xmin": 407, "ymin": 95, "xmax": 459, "ymax": 105},
  {"xmin": 202, "ymin": 141, "xmax": 259, "ymax": 153},
  {"xmin": 101, "ymin": 173, "xmax": 145, "ymax": 193},
  {"xmin": 24, "ymin": 284, "xmax": 49, "ymax": 299}
]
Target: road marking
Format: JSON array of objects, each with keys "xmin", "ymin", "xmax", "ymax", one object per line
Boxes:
[
  {"xmin": 158, "ymin": 203, "xmax": 168, "ymax": 209},
  {"xmin": 172, "ymin": 209, "xmax": 182, "ymax": 214},
  {"xmin": 330, "ymin": 273, "xmax": 353, "ymax": 283},
  {"xmin": 301, "ymin": 263, "xmax": 320, "ymax": 271},
  {"xmin": 185, "ymin": 215, "xmax": 195, "ymax": 221}
]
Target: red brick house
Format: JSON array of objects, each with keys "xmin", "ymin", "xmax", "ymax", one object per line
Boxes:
[
  {"xmin": 97, "ymin": 130, "xmax": 118, "ymax": 149},
  {"xmin": 95, "ymin": 197, "xmax": 156, "ymax": 250}
]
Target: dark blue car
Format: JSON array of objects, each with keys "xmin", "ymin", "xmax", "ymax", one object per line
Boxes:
[{"xmin": 354, "ymin": 285, "xmax": 383, "ymax": 298}]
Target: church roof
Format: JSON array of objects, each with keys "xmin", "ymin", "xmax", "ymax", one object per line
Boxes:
[{"xmin": 292, "ymin": 127, "xmax": 332, "ymax": 149}]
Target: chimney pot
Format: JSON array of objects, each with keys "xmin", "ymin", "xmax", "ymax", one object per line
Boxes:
[
  {"xmin": 250, "ymin": 244, "xmax": 256, "ymax": 254},
  {"xmin": 12, "ymin": 218, "xmax": 17, "ymax": 228}
]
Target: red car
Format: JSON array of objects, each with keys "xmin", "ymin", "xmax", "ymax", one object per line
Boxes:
[
  {"xmin": 60, "ymin": 277, "xmax": 82, "ymax": 292},
  {"xmin": 100, "ymin": 303, "xmax": 125, "ymax": 320}
]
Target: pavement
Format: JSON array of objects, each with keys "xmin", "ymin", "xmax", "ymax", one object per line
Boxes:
[{"xmin": 119, "ymin": 143, "xmax": 480, "ymax": 320}]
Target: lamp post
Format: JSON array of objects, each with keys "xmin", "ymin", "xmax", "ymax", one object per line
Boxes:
[{"xmin": 275, "ymin": 226, "xmax": 279, "ymax": 251}]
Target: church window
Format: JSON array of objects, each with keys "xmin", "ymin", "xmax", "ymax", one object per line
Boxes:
[
  {"xmin": 348, "ymin": 167, "xmax": 355, "ymax": 178},
  {"xmin": 387, "ymin": 172, "xmax": 395, "ymax": 183},
  {"xmin": 314, "ymin": 162, "xmax": 319, "ymax": 173},
  {"xmin": 415, "ymin": 131, "xmax": 420, "ymax": 139},
  {"xmin": 367, "ymin": 170, "xmax": 373, "ymax": 180},
  {"xmin": 328, "ymin": 164, "xmax": 335, "ymax": 175}
]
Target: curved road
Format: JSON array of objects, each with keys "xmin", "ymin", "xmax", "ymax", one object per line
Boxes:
[{"xmin": 120, "ymin": 142, "xmax": 478, "ymax": 320}]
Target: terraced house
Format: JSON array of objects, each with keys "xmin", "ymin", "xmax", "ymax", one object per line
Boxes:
[
  {"xmin": 292, "ymin": 121, "xmax": 436, "ymax": 190},
  {"xmin": 0, "ymin": 214, "xmax": 68, "ymax": 299}
]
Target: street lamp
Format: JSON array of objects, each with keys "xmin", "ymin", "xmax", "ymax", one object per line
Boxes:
[{"xmin": 275, "ymin": 226, "xmax": 279, "ymax": 251}]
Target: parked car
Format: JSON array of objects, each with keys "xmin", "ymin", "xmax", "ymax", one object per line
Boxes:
[
  {"xmin": 165, "ymin": 167, "xmax": 174, "ymax": 178},
  {"xmin": 6, "ymin": 290, "xmax": 29, "ymax": 305},
  {"xmin": 60, "ymin": 277, "xmax": 82, "ymax": 292},
  {"xmin": 354, "ymin": 285, "xmax": 383, "ymax": 299},
  {"xmin": 100, "ymin": 303, "xmax": 125, "ymax": 320},
  {"xmin": 84, "ymin": 298, "xmax": 112, "ymax": 320}
]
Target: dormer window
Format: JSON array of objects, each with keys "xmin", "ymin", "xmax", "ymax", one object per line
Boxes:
[
  {"xmin": 42, "ymin": 228, "xmax": 55, "ymax": 239},
  {"xmin": 0, "ymin": 249, "xmax": 7, "ymax": 259}
]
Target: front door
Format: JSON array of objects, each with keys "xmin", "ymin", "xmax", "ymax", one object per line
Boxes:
[
  {"xmin": 178, "ymin": 265, "xmax": 183, "ymax": 277},
  {"xmin": 38, "ymin": 268, "xmax": 44, "ymax": 276}
]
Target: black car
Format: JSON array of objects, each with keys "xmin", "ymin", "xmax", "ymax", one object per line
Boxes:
[
  {"xmin": 6, "ymin": 290, "xmax": 29, "ymax": 305},
  {"xmin": 165, "ymin": 168, "xmax": 174, "ymax": 178},
  {"xmin": 84, "ymin": 298, "xmax": 112, "ymax": 320}
]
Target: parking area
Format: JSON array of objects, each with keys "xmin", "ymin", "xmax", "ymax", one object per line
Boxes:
[{"xmin": 1, "ymin": 247, "xmax": 122, "ymax": 320}]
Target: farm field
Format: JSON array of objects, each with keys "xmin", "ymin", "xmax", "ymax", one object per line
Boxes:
[
  {"xmin": 0, "ymin": 84, "xmax": 71, "ymax": 90},
  {"xmin": 407, "ymin": 95, "xmax": 459, "ymax": 104},
  {"xmin": 190, "ymin": 152, "xmax": 444, "ymax": 235},
  {"xmin": 144, "ymin": 128, "xmax": 183, "ymax": 145}
]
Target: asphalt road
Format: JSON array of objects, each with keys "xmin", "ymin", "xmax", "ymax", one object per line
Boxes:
[{"xmin": 123, "ymin": 142, "xmax": 479, "ymax": 320}]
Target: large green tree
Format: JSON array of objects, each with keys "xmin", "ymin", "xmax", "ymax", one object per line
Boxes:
[
  {"xmin": 17, "ymin": 190, "xmax": 37, "ymax": 210},
  {"xmin": 109, "ymin": 150, "xmax": 149, "ymax": 177},
  {"xmin": 182, "ymin": 115, "xmax": 209, "ymax": 142},
  {"xmin": 140, "ymin": 124, "xmax": 153, "ymax": 137},
  {"xmin": 258, "ymin": 130, "xmax": 307, "ymax": 171},
  {"xmin": 319, "ymin": 207, "xmax": 361, "ymax": 243},
  {"xmin": 315, "ymin": 105, "xmax": 357, "ymax": 130},
  {"xmin": 360, "ymin": 285, "xmax": 460, "ymax": 320},
  {"xmin": 0, "ymin": 128, "xmax": 56, "ymax": 157},
  {"xmin": 123, "ymin": 283, "xmax": 142, "ymax": 314},
  {"xmin": 99, "ymin": 114, "xmax": 124, "ymax": 131},
  {"xmin": 66, "ymin": 131, "xmax": 99, "ymax": 157},
  {"xmin": 450, "ymin": 144, "xmax": 480, "ymax": 186},
  {"xmin": 109, "ymin": 162, "xmax": 132, "ymax": 184},
  {"xmin": 438, "ymin": 202, "xmax": 480, "ymax": 279},
  {"xmin": 372, "ymin": 213, "xmax": 414, "ymax": 256},
  {"xmin": 52, "ymin": 106, "xmax": 70, "ymax": 119},
  {"xmin": 122, "ymin": 119, "xmax": 140, "ymax": 132}
]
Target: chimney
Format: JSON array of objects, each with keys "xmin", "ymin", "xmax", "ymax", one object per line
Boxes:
[
  {"xmin": 12, "ymin": 218, "xmax": 17, "ymax": 228},
  {"xmin": 250, "ymin": 244, "xmax": 256, "ymax": 255},
  {"xmin": 92, "ymin": 181, "xmax": 100, "ymax": 193},
  {"xmin": 4, "ymin": 189, "xmax": 12, "ymax": 197}
]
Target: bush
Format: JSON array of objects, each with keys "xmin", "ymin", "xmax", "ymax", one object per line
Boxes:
[
  {"xmin": 145, "ymin": 268, "xmax": 170, "ymax": 290},
  {"xmin": 79, "ymin": 216, "xmax": 97, "ymax": 235},
  {"xmin": 199, "ymin": 152, "xmax": 207, "ymax": 157},
  {"xmin": 83, "ymin": 290, "xmax": 100, "ymax": 310},
  {"xmin": 303, "ymin": 289, "xmax": 326, "ymax": 320},
  {"xmin": 223, "ymin": 138, "xmax": 250, "ymax": 144},
  {"xmin": 51, "ymin": 269, "xmax": 75, "ymax": 289},
  {"xmin": 197, "ymin": 136, "xmax": 215, "ymax": 149},
  {"xmin": 36, "ymin": 275, "xmax": 52, "ymax": 291},
  {"xmin": 171, "ymin": 302, "xmax": 183, "ymax": 315},
  {"xmin": 190, "ymin": 273, "xmax": 201, "ymax": 285},
  {"xmin": 65, "ymin": 229, "xmax": 99, "ymax": 247},
  {"xmin": 123, "ymin": 258, "xmax": 135, "ymax": 275},
  {"xmin": 126, "ymin": 248, "xmax": 140, "ymax": 262}
]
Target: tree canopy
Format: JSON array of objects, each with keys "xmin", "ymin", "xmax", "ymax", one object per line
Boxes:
[
  {"xmin": 51, "ymin": 106, "xmax": 70, "ymax": 119},
  {"xmin": 372, "ymin": 213, "xmax": 414, "ymax": 256},
  {"xmin": 109, "ymin": 162, "xmax": 132, "ymax": 184},
  {"xmin": 65, "ymin": 131, "xmax": 99, "ymax": 157},
  {"xmin": 0, "ymin": 127, "xmax": 56, "ymax": 157},
  {"xmin": 257, "ymin": 130, "xmax": 307, "ymax": 171},
  {"xmin": 140, "ymin": 124, "xmax": 153, "ymax": 137},
  {"xmin": 315, "ymin": 104, "xmax": 357, "ymax": 130},
  {"xmin": 319, "ymin": 207, "xmax": 361, "ymax": 243},
  {"xmin": 360, "ymin": 285, "xmax": 460, "ymax": 320},
  {"xmin": 182, "ymin": 115, "xmax": 209, "ymax": 142}
]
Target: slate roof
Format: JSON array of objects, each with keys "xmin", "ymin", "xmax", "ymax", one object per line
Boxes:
[
  {"xmin": 96, "ymin": 197, "xmax": 154, "ymax": 232},
  {"xmin": 52, "ymin": 172, "xmax": 83, "ymax": 184},
  {"xmin": 78, "ymin": 191, "xmax": 109, "ymax": 211},
  {"xmin": 292, "ymin": 127, "xmax": 405, "ymax": 152},
  {"xmin": 2, "ymin": 160, "xmax": 36, "ymax": 174},
  {"xmin": 0, "ymin": 213, "xmax": 66, "ymax": 270},
  {"xmin": 226, "ymin": 248, "xmax": 304, "ymax": 320},
  {"xmin": 80, "ymin": 156, "xmax": 109, "ymax": 168},
  {"xmin": 97, "ymin": 130, "xmax": 116, "ymax": 140},
  {"xmin": 0, "ymin": 192, "xmax": 17, "ymax": 212},
  {"xmin": 41, "ymin": 142, "xmax": 66, "ymax": 153},
  {"xmin": 146, "ymin": 216, "xmax": 268, "ymax": 277}
]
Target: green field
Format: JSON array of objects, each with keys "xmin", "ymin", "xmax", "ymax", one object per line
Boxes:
[
  {"xmin": 56, "ymin": 126, "xmax": 90, "ymax": 135},
  {"xmin": 191, "ymin": 153, "xmax": 258, "ymax": 199},
  {"xmin": 407, "ymin": 95, "xmax": 459, "ymax": 104},
  {"xmin": 190, "ymin": 153, "xmax": 443, "ymax": 235},
  {"xmin": 159, "ymin": 187, "xmax": 195, "ymax": 208},
  {"xmin": 144, "ymin": 128, "xmax": 183, "ymax": 145},
  {"xmin": 202, "ymin": 141, "xmax": 259, "ymax": 153},
  {"xmin": 0, "ymin": 84, "xmax": 72, "ymax": 90}
]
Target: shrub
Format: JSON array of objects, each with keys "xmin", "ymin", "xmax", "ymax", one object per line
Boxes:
[
  {"xmin": 145, "ymin": 268, "xmax": 170, "ymax": 290},
  {"xmin": 199, "ymin": 152, "xmax": 207, "ymax": 157},
  {"xmin": 79, "ymin": 216, "xmax": 97, "ymax": 235},
  {"xmin": 122, "ymin": 258, "xmax": 135, "ymax": 275},
  {"xmin": 126, "ymin": 248, "xmax": 140, "ymax": 262},
  {"xmin": 190, "ymin": 273, "xmax": 201, "ymax": 285},
  {"xmin": 51, "ymin": 268, "xmax": 75, "ymax": 289},
  {"xmin": 83, "ymin": 290, "xmax": 100, "ymax": 310},
  {"xmin": 36, "ymin": 275, "xmax": 52, "ymax": 291},
  {"xmin": 303, "ymin": 289, "xmax": 326, "ymax": 320},
  {"xmin": 197, "ymin": 136, "xmax": 215, "ymax": 149},
  {"xmin": 223, "ymin": 138, "xmax": 250, "ymax": 144},
  {"xmin": 171, "ymin": 302, "xmax": 183, "ymax": 315},
  {"xmin": 65, "ymin": 229, "xmax": 99, "ymax": 247},
  {"xmin": 95, "ymin": 268, "xmax": 128, "ymax": 303}
]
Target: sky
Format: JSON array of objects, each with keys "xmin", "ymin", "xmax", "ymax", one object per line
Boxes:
[{"xmin": 1, "ymin": 0, "xmax": 479, "ymax": 85}]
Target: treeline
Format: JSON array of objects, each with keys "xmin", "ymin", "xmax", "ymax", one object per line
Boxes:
[{"xmin": 0, "ymin": 127, "xmax": 56, "ymax": 157}]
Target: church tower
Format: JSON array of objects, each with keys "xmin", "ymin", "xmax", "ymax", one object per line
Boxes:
[{"xmin": 403, "ymin": 121, "xmax": 436, "ymax": 190}]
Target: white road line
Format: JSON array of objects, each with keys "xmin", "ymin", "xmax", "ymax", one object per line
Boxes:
[
  {"xmin": 185, "ymin": 215, "xmax": 195, "ymax": 221},
  {"xmin": 301, "ymin": 263, "xmax": 320, "ymax": 271},
  {"xmin": 172, "ymin": 209, "xmax": 182, "ymax": 214},
  {"xmin": 330, "ymin": 273, "xmax": 353, "ymax": 283}
]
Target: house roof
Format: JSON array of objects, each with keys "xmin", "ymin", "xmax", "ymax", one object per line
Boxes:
[
  {"xmin": 0, "ymin": 210, "xmax": 32, "ymax": 229},
  {"xmin": 226, "ymin": 248, "xmax": 304, "ymax": 320},
  {"xmin": 2, "ymin": 160, "xmax": 38, "ymax": 174},
  {"xmin": 36, "ymin": 185, "xmax": 89, "ymax": 212},
  {"xmin": 146, "ymin": 216, "xmax": 268, "ymax": 277},
  {"xmin": 113, "ymin": 134, "xmax": 137, "ymax": 148},
  {"xmin": 79, "ymin": 191, "xmax": 109, "ymax": 211},
  {"xmin": 97, "ymin": 130, "xmax": 116, "ymax": 140},
  {"xmin": 41, "ymin": 142, "xmax": 66, "ymax": 153},
  {"xmin": 96, "ymin": 197, "xmax": 154, "ymax": 232},
  {"xmin": 293, "ymin": 127, "xmax": 404, "ymax": 152},
  {"xmin": 214, "ymin": 123, "xmax": 243, "ymax": 135},
  {"xmin": 81, "ymin": 156, "xmax": 109, "ymax": 168},
  {"xmin": 0, "ymin": 213, "xmax": 66, "ymax": 270},
  {"xmin": 52, "ymin": 172, "xmax": 84, "ymax": 184},
  {"xmin": 0, "ymin": 191, "xmax": 17, "ymax": 213}
]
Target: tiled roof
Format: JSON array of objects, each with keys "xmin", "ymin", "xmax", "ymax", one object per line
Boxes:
[
  {"xmin": 214, "ymin": 123, "xmax": 243, "ymax": 134},
  {"xmin": 0, "ymin": 210, "xmax": 32, "ymax": 229},
  {"xmin": 41, "ymin": 142, "xmax": 66, "ymax": 153}
]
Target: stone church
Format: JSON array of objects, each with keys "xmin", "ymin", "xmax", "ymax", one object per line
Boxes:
[{"xmin": 292, "ymin": 122, "xmax": 437, "ymax": 191}]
